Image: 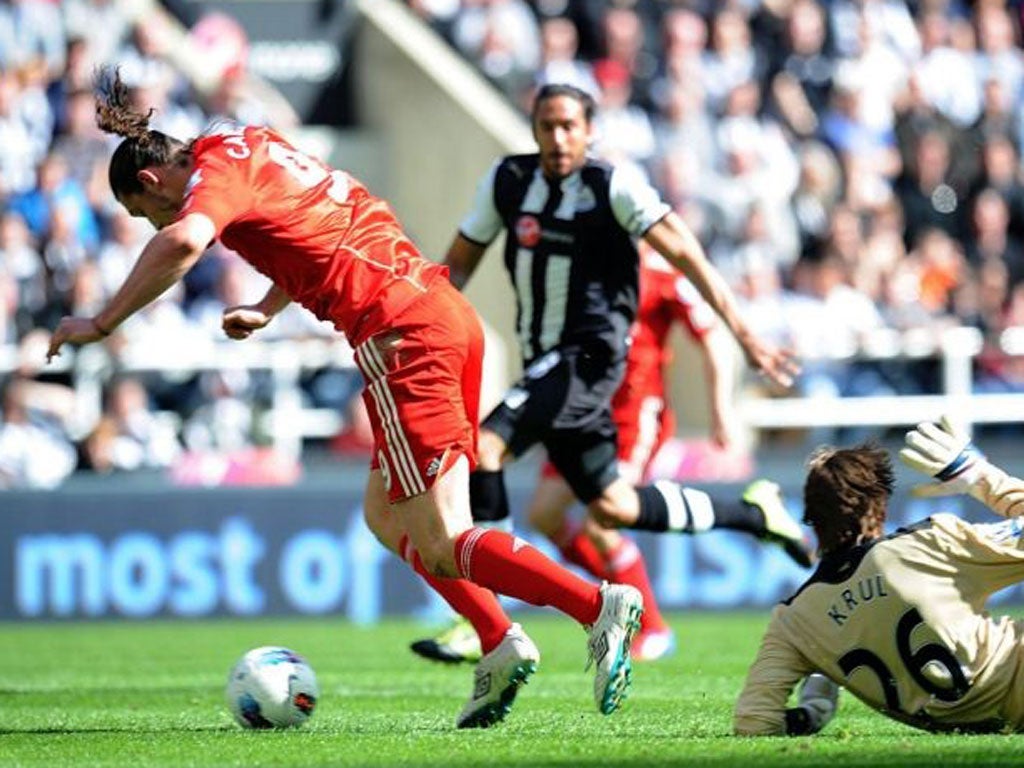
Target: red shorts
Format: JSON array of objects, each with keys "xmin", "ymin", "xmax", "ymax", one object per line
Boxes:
[
  {"xmin": 539, "ymin": 391, "xmax": 673, "ymax": 487},
  {"xmin": 355, "ymin": 285, "xmax": 482, "ymax": 503}
]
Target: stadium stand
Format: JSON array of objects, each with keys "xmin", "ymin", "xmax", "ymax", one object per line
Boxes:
[{"xmin": 2, "ymin": 0, "xmax": 1023, "ymax": 489}]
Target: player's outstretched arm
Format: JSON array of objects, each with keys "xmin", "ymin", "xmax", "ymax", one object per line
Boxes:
[
  {"xmin": 899, "ymin": 415, "xmax": 1024, "ymax": 518},
  {"xmin": 47, "ymin": 213, "xmax": 213, "ymax": 362},
  {"xmin": 222, "ymin": 284, "xmax": 291, "ymax": 340},
  {"xmin": 735, "ymin": 624, "xmax": 836, "ymax": 736},
  {"xmin": 643, "ymin": 213, "xmax": 799, "ymax": 389}
]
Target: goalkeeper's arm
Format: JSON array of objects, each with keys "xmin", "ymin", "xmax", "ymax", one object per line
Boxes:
[{"xmin": 899, "ymin": 415, "xmax": 1024, "ymax": 518}]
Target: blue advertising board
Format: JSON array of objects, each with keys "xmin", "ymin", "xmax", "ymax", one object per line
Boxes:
[{"xmin": 1, "ymin": 479, "xmax": 1018, "ymax": 621}]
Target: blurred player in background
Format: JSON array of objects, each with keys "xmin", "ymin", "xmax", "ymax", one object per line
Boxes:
[
  {"xmin": 735, "ymin": 416, "xmax": 1024, "ymax": 735},
  {"xmin": 46, "ymin": 67, "xmax": 646, "ymax": 730},
  {"xmin": 411, "ymin": 83, "xmax": 810, "ymax": 663},
  {"xmin": 414, "ymin": 243, "xmax": 741, "ymax": 664}
]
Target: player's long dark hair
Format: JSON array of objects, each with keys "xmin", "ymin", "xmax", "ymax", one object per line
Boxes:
[
  {"xmin": 531, "ymin": 83, "xmax": 596, "ymax": 124},
  {"xmin": 94, "ymin": 66, "xmax": 189, "ymax": 198},
  {"xmin": 803, "ymin": 444, "xmax": 895, "ymax": 556}
]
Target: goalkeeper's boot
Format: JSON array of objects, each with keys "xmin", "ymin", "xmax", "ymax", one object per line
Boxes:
[
  {"xmin": 743, "ymin": 479, "xmax": 815, "ymax": 568},
  {"xmin": 456, "ymin": 623, "xmax": 539, "ymax": 729},
  {"xmin": 586, "ymin": 582, "xmax": 643, "ymax": 715},
  {"xmin": 410, "ymin": 616, "xmax": 482, "ymax": 664}
]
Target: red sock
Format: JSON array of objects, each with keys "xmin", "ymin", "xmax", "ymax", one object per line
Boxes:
[
  {"xmin": 553, "ymin": 522, "xmax": 609, "ymax": 580},
  {"xmin": 606, "ymin": 538, "xmax": 668, "ymax": 634},
  {"xmin": 454, "ymin": 528, "xmax": 602, "ymax": 625},
  {"xmin": 399, "ymin": 536, "xmax": 511, "ymax": 653}
]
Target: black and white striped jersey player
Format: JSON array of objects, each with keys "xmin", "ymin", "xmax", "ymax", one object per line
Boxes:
[{"xmin": 440, "ymin": 83, "xmax": 806, "ymax": 552}]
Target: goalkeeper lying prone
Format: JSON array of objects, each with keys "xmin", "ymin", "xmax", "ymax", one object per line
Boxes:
[{"xmin": 734, "ymin": 417, "xmax": 1024, "ymax": 736}]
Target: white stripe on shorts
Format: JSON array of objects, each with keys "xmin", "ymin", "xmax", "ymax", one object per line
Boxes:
[{"xmin": 356, "ymin": 339, "xmax": 426, "ymax": 498}]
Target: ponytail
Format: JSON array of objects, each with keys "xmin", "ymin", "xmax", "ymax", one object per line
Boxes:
[{"xmin": 94, "ymin": 65, "xmax": 187, "ymax": 197}]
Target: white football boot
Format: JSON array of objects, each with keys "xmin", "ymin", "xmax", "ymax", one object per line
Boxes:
[
  {"xmin": 586, "ymin": 582, "xmax": 644, "ymax": 715},
  {"xmin": 456, "ymin": 623, "xmax": 539, "ymax": 729}
]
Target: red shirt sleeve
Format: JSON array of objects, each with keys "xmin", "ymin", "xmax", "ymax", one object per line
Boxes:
[{"xmin": 176, "ymin": 139, "xmax": 255, "ymax": 240}]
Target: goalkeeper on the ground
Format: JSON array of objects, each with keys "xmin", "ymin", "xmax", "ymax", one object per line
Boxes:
[{"xmin": 734, "ymin": 416, "xmax": 1024, "ymax": 735}]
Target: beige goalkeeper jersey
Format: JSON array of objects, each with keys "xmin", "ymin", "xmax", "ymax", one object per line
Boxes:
[{"xmin": 735, "ymin": 512, "xmax": 1024, "ymax": 734}]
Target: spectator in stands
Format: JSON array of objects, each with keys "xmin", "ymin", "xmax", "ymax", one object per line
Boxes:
[
  {"xmin": 967, "ymin": 135, "xmax": 1024, "ymax": 239},
  {"xmin": 591, "ymin": 57, "xmax": 656, "ymax": 166},
  {"xmin": 913, "ymin": 9, "xmax": 980, "ymax": 128},
  {"xmin": 707, "ymin": 83, "xmax": 801, "ymax": 265},
  {"xmin": 973, "ymin": 5, "xmax": 1023, "ymax": 111},
  {"xmin": 60, "ymin": 0, "xmax": 131, "ymax": 74},
  {"xmin": 655, "ymin": 7, "xmax": 707, "ymax": 108},
  {"xmin": 0, "ymin": 71, "xmax": 45, "ymax": 196},
  {"xmin": 51, "ymin": 87, "xmax": 111, "ymax": 203},
  {"xmin": 895, "ymin": 128, "xmax": 965, "ymax": 247},
  {"xmin": 0, "ymin": 375, "xmax": 77, "ymax": 489},
  {"xmin": 0, "ymin": 0, "xmax": 66, "ymax": 84},
  {"xmin": 827, "ymin": 0, "xmax": 919, "ymax": 62},
  {"xmin": 600, "ymin": 5, "xmax": 657, "ymax": 111},
  {"xmin": 790, "ymin": 141, "xmax": 844, "ymax": 256},
  {"xmin": 8, "ymin": 150, "xmax": 101, "ymax": 251},
  {"xmin": 966, "ymin": 188, "xmax": 1024, "ymax": 290},
  {"xmin": 819, "ymin": 66, "xmax": 900, "ymax": 215},
  {"xmin": 451, "ymin": 0, "xmax": 540, "ymax": 99},
  {"xmin": 534, "ymin": 15, "xmax": 597, "ymax": 97},
  {"xmin": 703, "ymin": 7, "xmax": 763, "ymax": 115},
  {"xmin": 765, "ymin": 0, "xmax": 835, "ymax": 141},
  {"xmin": 0, "ymin": 211, "xmax": 46, "ymax": 337},
  {"xmin": 82, "ymin": 374, "xmax": 181, "ymax": 472}
]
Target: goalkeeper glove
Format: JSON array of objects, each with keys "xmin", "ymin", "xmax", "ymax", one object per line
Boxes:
[
  {"xmin": 899, "ymin": 415, "xmax": 1023, "ymax": 517},
  {"xmin": 785, "ymin": 674, "xmax": 839, "ymax": 735}
]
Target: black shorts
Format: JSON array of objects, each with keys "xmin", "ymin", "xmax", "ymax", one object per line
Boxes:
[{"xmin": 482, "ymin": 348, "xmax": 626, "ymax": 503}]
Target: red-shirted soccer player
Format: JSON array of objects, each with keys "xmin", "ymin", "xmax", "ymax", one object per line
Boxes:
[
  {"xmin": 414, "ymin": 245, "xmax": 739, "ymax": 665},
  {"xmin": 45, "ymin": 68, "xmax": 645, "ymax": 729}
]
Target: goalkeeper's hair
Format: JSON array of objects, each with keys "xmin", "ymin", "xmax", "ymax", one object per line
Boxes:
[
  {"xmin": 94, "ymin": 65, "xmax": 190, "ymax": 198},
  {"xmin": 803, "ymin": 443, "xmax": 894, "ymax": 556}
]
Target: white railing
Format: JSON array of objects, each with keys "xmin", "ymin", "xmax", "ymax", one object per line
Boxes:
[
  {"xmin": 3, "ymin": 338, "xmax": 356, "ymax": 460},
  {"xmin": 738, "ymin": 326, "xmax": 1024, "ymax": 431},
  {"xmin": 6, "ymin": 325, "xmax": 1022, "ymax": 458}
]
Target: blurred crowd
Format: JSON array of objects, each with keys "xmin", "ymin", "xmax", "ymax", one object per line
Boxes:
[
  {"xmin": 406, "ymin": 0, "xmax": 1024, "ymax": 414},
  {"xmin": 5, "ymin": 0, "xmax": 1024, "ymax": 489},
  {"xmin": 0, "ymin": 0, "xmax": 365, "ymax": 490}
]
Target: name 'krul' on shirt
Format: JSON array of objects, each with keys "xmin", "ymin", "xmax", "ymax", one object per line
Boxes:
[{"xmin": 827, "ymin": 574, "xmax": 889, "ymax": 626}]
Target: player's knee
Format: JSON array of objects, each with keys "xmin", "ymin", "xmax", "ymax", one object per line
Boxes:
[{"xmin": 587, "ymin": 497, "xmax": 626, "ymax": 529}]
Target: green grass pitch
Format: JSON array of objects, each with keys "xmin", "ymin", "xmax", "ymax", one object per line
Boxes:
[{"xmin": 0, "ymin": 613, "xmax": 1020, "ymax": 767}]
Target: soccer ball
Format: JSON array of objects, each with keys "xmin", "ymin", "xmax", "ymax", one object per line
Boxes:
[{"xmin": 225, "ymin": 646, "xmax": 319, "ymax": 729}]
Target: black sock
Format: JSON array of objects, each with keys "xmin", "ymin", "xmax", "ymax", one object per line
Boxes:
[
  {"xmin": 469, "ymin": 469, "xmax": 511, "ymax": 528},
  {"xmin": 712, "ymin": 498, "xmax": 766, "ymax": 535},
  {"xmin": 633, "ymin": 481, "xmax": 717, "ymax": 533}
]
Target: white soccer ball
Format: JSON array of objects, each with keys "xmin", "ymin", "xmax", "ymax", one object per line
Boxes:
[{"xmin": 225, "ymin": 646, "xmax": 319, "ymax": 729}]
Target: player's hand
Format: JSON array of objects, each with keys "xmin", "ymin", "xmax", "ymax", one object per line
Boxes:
[
  {"xmin": 795, "ymin": 674, "xmax": 839, "ymax": 734},
  {"xmin": 899, "ymin": 414, "xmax": 990, "ymax": 498},
  {"xmin": 222, "ymin": 305, "xmax": 272, "ymax": 340},
  {"xmin": 742, "ymin": 336, "xmax": 800, "ymax": 390},
  {"xmin": 46, "ymin": 317, "xmax": 108, "ymax": 363}
]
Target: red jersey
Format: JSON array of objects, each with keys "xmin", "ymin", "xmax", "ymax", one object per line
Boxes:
[
  {"xmin": 177, "ymin": 124, "xmax": 447, "ymax": 346},
  {"xmin": 612, "ymin": 248, "xmax": 716, "ymax": 410}
]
